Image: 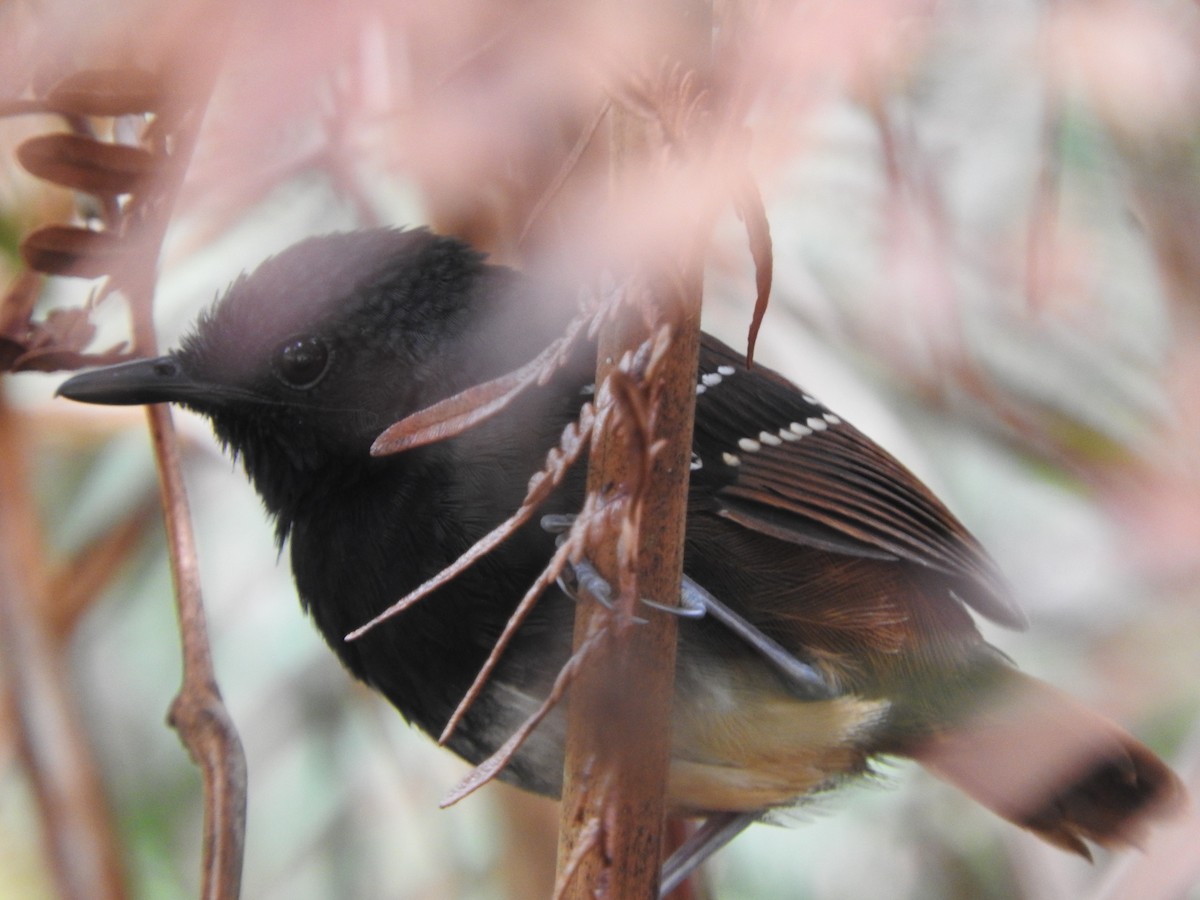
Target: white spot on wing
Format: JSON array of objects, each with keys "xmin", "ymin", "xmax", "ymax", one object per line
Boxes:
[
  {"xmin": 758, "ymin": 431, "xmax": 782, "ymax": 446},
  {"xmin": 737, "ymin": 437, "xmax": 761, "ymax": 452},
  {"xmin": 717, "ymin": 364, "xmax": 735, "ymax": 376},
  {"xmin": 721, "ymin": 452, "xmax": 741, "ymax": 467},
  {"xmin": 789, "ymin": 422, "xmax": 813, "ymax": 436},
  {"xmin": 806, "ymin": 416, "xmax": 828, "ymax": 431},
  {"xmin": 701, "ymin": 372, "xmax": 723, "ymax": 387}
]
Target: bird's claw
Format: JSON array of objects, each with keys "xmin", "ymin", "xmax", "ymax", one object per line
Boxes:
[
  {"xmin": 640, "ymin": 588, "xmax": 706, "ymax": 618},
  {"xmin": 542, "ymin": 516, "xmax": 646, "ymax": 621},
  {"xmin": 541, "ymin": 515, "xmax": 833, "ymax": 701},
  {"xmin": 562, "ymin": 557, "xmax": 614, "ymax": 608},
  {"xmin": 554, "ymin": 557, "xmax": 649, "ymax": 624},
  {"xmin": 539, "ymin": 513, "xmax": 575, "ymax": 535}
]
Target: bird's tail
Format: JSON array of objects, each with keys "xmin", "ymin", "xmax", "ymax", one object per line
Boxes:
[{"xmin": 911, "ymin": 669, "xmax": 1185, "ymax": 857}]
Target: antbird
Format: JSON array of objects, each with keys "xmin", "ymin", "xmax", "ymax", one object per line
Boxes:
[{"xmin": 58, "ymin": 228, "xmax": 1183, "ymax": 891}]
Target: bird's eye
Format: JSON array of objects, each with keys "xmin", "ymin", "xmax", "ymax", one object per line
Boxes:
[{"xmin": 274, "ymin": 336, "xmax": 331, "ymax": 389}]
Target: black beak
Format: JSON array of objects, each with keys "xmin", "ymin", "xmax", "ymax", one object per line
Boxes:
[{"xmin": 57, "ymin": 356, "xmax": 198, "ymax": 406}]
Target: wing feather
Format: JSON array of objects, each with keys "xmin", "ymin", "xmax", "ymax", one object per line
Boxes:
[{"xmin": 692, "ymin": 335, "xmax": 1025, "ymax": 629}]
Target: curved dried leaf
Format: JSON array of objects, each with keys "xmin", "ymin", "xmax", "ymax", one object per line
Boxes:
[
  {"xmin": 45, "ymin": 68, "xmax": 162, "ymax": 117},
  {"xmin": 735, "ymin": 174, "xmax": 773, "ymax": 367},
  {"xmin": 343, "ymin": 503, "xmax": 541, "ymax": 641},
  {"xmin": 18, "ymin": 134, "xmax": 155, "ymax": 196},
  {"xmin": 21, "ymin": 226, "xmax": 126, "ymax": 279},
  {"xmin": 440, "ymin": 627, "xmax": 605, "ymax": 808},
  {"xmin": 372, "ymin": 368, "xmax": 535, "ymax": 454},
  {"xmin": 372, "ymin": 333, "xmax": 567, "ymax": 455},
  {"xmin": 349, "ymin": 405, "xmax": 597, "ymax": 643},
  {"xmin": 438, "ymin": 523, "xmax": 576, "ymax": 744}
]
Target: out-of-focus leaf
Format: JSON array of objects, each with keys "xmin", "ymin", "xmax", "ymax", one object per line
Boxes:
[
  {"xmin": 20, "ymin": 226, "xmax": 126, "ymax": 279},
  {"xmin": 45, "ymin": 68, "xmax": 162, "ymax": 117},
  {"xmin": 18, "ymin": 134, "xmax": 155, "ymax": 197},
  {"xmin": 0, "ymin": 303, "xmax": 131, "ymax": 374}
]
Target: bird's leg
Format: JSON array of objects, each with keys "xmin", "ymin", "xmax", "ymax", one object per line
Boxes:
[
  {"xmin": 660, "ymin": 811, "xmax": 760, "ymax": 897},
  {"xmin": 541, "ymin": 517, "xmax": 833, "ymax": 891},
  {"xmin": 656, "ymin": 576, "xmax": 833, "ymax": 700},
  {"xmin": 541, "ymin": 515, "xmax": 833, "ymax": 700}
]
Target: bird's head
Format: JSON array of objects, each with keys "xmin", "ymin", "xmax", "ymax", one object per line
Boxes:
[{"xmin": 59, "ymin": 228, "xmax": 549, "ymax": 510}]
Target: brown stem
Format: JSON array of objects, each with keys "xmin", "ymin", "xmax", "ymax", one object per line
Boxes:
[
  {"xmin": 0, "ymin": 396, "xmax": 128, "ymax": 900},
  {"xmin": 554, "ymin": 277, "xmax": 702, "ymax": 899},
  {"xmin": 114, "ymin": 5, "xmax": 248, "ymax": 896},
  {"xmin": 554, "ymin": 6, "xmax": 710, "ymax": 889},
  {"xmin": 147, "ymin": 403, "xmax": 247, "ymax": 900}
]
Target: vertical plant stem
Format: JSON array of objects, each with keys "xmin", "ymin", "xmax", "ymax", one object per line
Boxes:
[
  {"xmin": 115, "ymin": 5, "xmax": 247, "ymax": 896},
  {"xmin": 555, "ymin": 5, "xmax": 710, "ymax": 893},
  {"xmin": 146, "ymin": 402, "xmax": 247, "ymax": 900}
]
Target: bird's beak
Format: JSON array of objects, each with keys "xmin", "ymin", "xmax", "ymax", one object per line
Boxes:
[{"xmin": 57, "ymin": 356, "xmax": 200, "ymax": 406}]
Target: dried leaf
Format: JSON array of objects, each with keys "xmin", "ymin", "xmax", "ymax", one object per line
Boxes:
[
  {"xmin": 440, "ymin": 626, "xmax": 606, "ymax": 808},
  {"xmin": 735, "ymin": 174, "xmax": 773, "ymax": 367},
  {"xmin": 348, "ymin": 404, "xmax": 598, "ymax": 642},
  {"xmin": 36, "ymin": 307, "xmax": 94, "ymax": 349},
  {"xmin": 371, "ymin": 352, "xmax": 547, "ymax": 455},
  {"xmin": 343, "ymin": 503, "xmax": 543, "ymax": 641},
  {"xmin": 45, "ymin": 68, "xmax": 162, "ymax": 117},
  {"xmin": 0, "ymin": 298, "xmax": 131, "ymax": 373},
  {"xmin": 18, "ymin": 134, "xmax": 156, "ymax": 197},
  {"xmin": 438, "ymin": 484, "xmax": 629, "ymax": 745},
  {"xmin": 372, "ymin": 309, "xmax": 593, "ymax": 455},
  {"xmin": 439, "ymin": 532, "xmax": 579, "ymax": 745},
  {"xmin": 20, "ymin": 226, "xmax": 126, "ymax": 279}
]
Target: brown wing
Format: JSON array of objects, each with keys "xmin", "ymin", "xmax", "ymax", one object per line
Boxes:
[{"xmin": 691, "ymin": 334, "xmax": 1026, "ymax": 630}]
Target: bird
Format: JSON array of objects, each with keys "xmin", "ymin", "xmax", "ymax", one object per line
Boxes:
[{"xmin": 58, "ymin": 227, "xmax": 1183, "ymax": 890}]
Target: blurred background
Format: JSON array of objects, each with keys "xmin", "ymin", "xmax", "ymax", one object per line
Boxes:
[{"xmin": 2, "ymin": 0, "xmax": 1199, "ymax": 897}]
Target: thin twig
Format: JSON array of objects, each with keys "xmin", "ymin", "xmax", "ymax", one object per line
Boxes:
[
  {"xmin": 147, "ymin": 404, "xmax": 247, "ymax": 900},
  {"xmin": 442, "ymin": 624, "xmax": 610, "ymax": 808},
  {"xmin": 439, "ymin": 489, "xmax": 618, "ymax": 746},
  {"xmin": 111, "ymin": 5, "xmax": 248, "ymax": 896}
]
